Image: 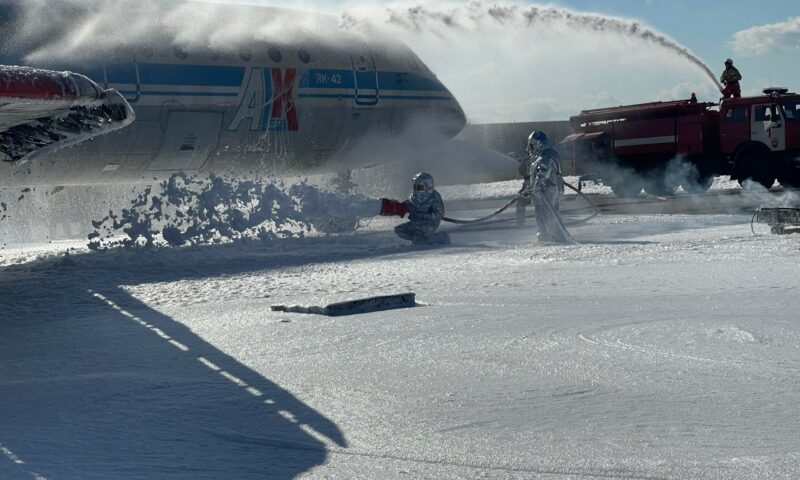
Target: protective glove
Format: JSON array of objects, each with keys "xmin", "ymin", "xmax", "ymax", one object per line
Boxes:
[{"xmin": 380, "ymin": 198, "xmax": 408, "ymax": 218}]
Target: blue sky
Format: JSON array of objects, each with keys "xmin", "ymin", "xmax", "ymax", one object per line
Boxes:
[{"xmin": 554, "ymin": 0, "xmax": 800, "ymax": 89}]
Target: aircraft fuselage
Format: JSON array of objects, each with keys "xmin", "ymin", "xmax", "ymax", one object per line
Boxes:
[{"xmin": 0, "ymin": 4, "xmax": 466, "ymax": 186}]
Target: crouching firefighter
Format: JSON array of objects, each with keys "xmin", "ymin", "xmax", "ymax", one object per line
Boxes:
[
  {"xmin": 379, "ymin": 172, "xmax": 451, "ymax": 245},
  {"xmin": 523, "ymin": 131, "xmax": 571, "ymax": 244}
]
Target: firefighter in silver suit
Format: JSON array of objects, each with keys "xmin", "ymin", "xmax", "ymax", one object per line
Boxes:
[
  {"xmin": 516, "ymin": 149, "xmax": 535, "ymax": 227},
  {"xmin": 524, "ymin": 131, "xmax": 569, "ymax": 243},
  {"xmin": 394, "ymin": 172, "xmax": 450, "ymax": 245}
]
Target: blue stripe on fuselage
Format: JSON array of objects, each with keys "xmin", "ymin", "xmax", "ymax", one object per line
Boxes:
[
  {"xmin": 106, "ymin": 63, "xmax": 246, "ymax": 87},
  {"xmin": 377, "ymin": 72, "xmax": 447, "ymax": 92},
  {"xmin": 299, "ymin": 70, "xmax": 356, "ymax": 89},
  {"xmin": 120, "ymin": 90, "xmax": 239, "ymax": 97},
  {"xmin": 297, "ymin": 93, "xmax": 453, "ymax": 101},
  {"xmin": 107, "ymin": 64, "xmax": 450, "ymax": 100},
  {"xmin": 106, "ymin": 63, "xmax": 138, "ymax": 85},
  {"xmin": 138, "ymin": 64, "xmax": 246, "ymax": 87},
  {"xmin": 298, "ymin": 69, "xmax": 447, "ymax": 92}
]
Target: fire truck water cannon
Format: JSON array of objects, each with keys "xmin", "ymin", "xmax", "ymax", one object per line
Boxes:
[{"xmin": 562, "ymin": 88, "xmax": 800, "ymax": 197}]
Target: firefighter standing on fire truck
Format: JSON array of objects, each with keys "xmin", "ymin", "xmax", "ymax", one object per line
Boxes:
[{"xmin": 720, "ymin": 59, "xmax": 742, "ymax": 99}]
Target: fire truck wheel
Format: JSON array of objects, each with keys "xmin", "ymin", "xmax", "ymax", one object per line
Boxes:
[{"xmin": 736, "ymin": 149, "xmax": 776, "ymax": 190}]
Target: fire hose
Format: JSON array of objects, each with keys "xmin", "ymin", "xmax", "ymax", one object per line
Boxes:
[
  {"xmin": 441, "ymin": 180, "xmax": 600, "ymax": 226},
  {"xmin": 442, "ymin": 195, "xmax": 520, "ymax": 225}
]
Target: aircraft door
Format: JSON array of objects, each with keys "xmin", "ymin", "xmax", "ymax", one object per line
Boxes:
[
  {"xmin": 752, "ymin": 104, "xmax": 786, "ymax": 152},
  {"xmin": 350, "ymin": 50, "xmax": 379, "ymax": 107},
  {"xmin": 149, "ymin": 112, "xmax": 224, "ymax": 171}
]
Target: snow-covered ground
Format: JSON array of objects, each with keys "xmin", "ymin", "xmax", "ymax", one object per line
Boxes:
[{"xmin": 1, "ymin": 192, "xmax": 799, "ymax": 479}]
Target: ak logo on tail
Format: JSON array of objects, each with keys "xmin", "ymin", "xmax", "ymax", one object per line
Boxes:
[{"xmin": 231, "ymin": 68, "xmax": 298, "ymax": 132}]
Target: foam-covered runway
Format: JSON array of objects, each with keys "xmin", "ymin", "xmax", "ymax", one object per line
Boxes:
[{"xmin": 1, "ymin": 181, "xmax": 799, "ymax": 479}]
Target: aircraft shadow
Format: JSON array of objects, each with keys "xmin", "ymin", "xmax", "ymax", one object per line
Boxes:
[{"xmin": 0, "ymin": 233, "xmax": 420, "ymax": 479}]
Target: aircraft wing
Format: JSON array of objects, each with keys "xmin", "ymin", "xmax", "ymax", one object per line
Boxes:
[{"xmin": 0, "ymin": 65, "xmax": 134, "ymax": 164}]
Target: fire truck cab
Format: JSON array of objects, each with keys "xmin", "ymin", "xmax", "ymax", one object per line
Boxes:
[
  {"xmin": 565, "ymin": 88, "xmax": 800, "ymax": 196},
  {"xmin": 720, "ymin": 88, "xmax": 800, "ymax": 189}
]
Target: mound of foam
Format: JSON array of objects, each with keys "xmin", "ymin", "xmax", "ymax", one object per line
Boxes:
[{"xmin": 88, "ymin": 173, "xmax": 381, "ymax": 250}]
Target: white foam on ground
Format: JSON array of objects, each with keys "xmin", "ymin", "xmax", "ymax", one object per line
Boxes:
[
  {"xmin": 88, "ymin": 174, "xmax": 381, "ymax": 250},
  {"xmin": 1, "ymin": 205, "xmax": 799, "ymax": 479}
]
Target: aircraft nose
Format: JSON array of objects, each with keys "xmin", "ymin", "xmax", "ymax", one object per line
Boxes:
[
  {"xmin": 388, "ymin": 73, "xmax": 466, "ymax": 139},
  {"xmin": 437, "ymin": 83, "xmax": 467, "ymax": 138}
]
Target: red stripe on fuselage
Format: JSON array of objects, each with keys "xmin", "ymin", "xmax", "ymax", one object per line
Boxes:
[{"xmin": 271, "ymin": 68, "xmax": 298, "ymax": 131}]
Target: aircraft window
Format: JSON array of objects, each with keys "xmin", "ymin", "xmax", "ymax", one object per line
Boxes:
[
  {"xmin": 298, "ymin": 49, "xmax": 312, "ymax": 64},
  {"xmin": 269, "ymin": 47, "xmax": 282, "ymax": 63},
  {"xmin": 239, "ymin": 50, "xmax": 252, "ymax": 62},
  {"xmin": 782, "ymin": 100, "xmax": 799, "ymax": 120},
  {"xmin": 724, "ymin": 107, "xmax": 747, "ymax": 124}
]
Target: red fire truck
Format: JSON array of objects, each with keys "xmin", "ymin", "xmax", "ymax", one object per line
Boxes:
[{"xmin": 562, "ymin": 88, "xmax": 800, "ymax": 196}]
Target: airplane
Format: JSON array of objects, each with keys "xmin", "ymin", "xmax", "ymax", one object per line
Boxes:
[{"xmin": 0, "ymin": 1, "xmax": 467, "ymax": 188}]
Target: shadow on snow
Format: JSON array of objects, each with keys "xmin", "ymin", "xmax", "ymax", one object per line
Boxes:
[{"xmin": 0, "ymin": 232, "xmax": 420, "ymax": 480}]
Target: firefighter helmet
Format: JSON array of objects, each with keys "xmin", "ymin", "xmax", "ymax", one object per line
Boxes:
[
  {"xmin": 527, "ymin": 131, "xmax": 549, "ymax": 155},
  {"xmin": 412, "ymin": 172, "xmax": 434, "ymax": 194}
]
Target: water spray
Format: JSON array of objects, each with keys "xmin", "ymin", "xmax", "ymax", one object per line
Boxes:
[{"xmin": 341, "ymin": 2, "xmax": 723, "ymax": 93}]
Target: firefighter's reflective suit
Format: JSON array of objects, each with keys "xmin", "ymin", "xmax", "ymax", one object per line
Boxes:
[
  {"xmin": 394, "ymin": 172, "xmax": 450, "ymax": 245},
  {"xmin": 525, "ymin": 133, "xmax": 568, "ymax": 243},
  {"xmin": 516, "ymin": 155, "xmax": 535, "ymax": 227}
]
